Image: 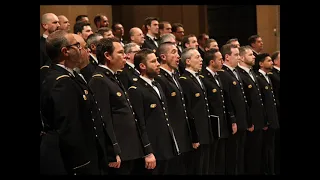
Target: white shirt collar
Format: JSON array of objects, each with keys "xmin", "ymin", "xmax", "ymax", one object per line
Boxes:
[
  {"xmin": 147, "ymin": 33, "xmax": 156, "ymax": 40},
  {"xmin": 259, "ymin": 69, "xmax": 267, "ymax": 76},
  {"xmin": 42, "ymin": 34, "xmax": 48, "ymax": 39},
  {"xmin": 273, "ymin": 66, "xmax": 280, "ymax": 71},
  {"xmin": 160, "ymin": 67, "xmax": 174, "ymax": 77},
  {"xmin": 206, "ymin": 67, "xmax": 217, "ymax": 77},
  {"xmin": 99, "ymin": 64, "xmax": 115, "ymax": 74},
  {"xmin": 223, "ymin": 63, "xmax": 235, "ymax": 71},
  {"xmin": 56, "ymin": 64, "xmax": 74, "ymax": 76},
  {"xmin": 126, "ymin": 61, "xmax": 135, "ymax": 68},
  {"xmin": 185, "ymin": 68, "xmax": 199, "ymax": 77},
  {"xmin": 90, "ymin": 53, "xmax": 98, "ymax": 64},
  {"xmin": 238, "ymin": 64, "xmax": 251, "ymax": 74},
  {"xmin": 140, "ymin": 75, "xmax": 154, "ymax": 87}
]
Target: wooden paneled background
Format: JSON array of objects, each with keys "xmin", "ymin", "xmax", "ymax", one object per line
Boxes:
[{"xmin": 40, "ymin": 5, "xmax": 280, "ymax": 54}]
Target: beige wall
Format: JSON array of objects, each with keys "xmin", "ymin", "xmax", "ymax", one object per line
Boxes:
[
  {"xmin": 40, "ymin": 5, "xmax": 280, "ymax": 54},
  {"xmin": 40, "ymin": 5, "xmax": 112, "ymax": 35},
  {"xmin": 256, "ymin": 5, "xmax": 280, "ymax": 54},
  {"xmin": 112, "ymin": 5, "xmax": 206, "ymax": 41}
]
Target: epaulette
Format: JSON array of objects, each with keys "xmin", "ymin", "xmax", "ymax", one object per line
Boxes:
[
  {"xmin": 92, "ymin": 74, "xmax": 104, "ymax": 78},
  {"xmin": 40, "ymin": 65, "xmax": 50, "ymax": 70},
  {"xmin": 217, "ymin": 69, "xmax": 224, "ymax": 72},
  {"xmin": 129, "ymin": 86, "xmax": 137, "ymax": 90},
  {"xmin": 179, "ymin": 76, "xmax": 187, "ymax": 79},
  {"xmin": 267, "ymin": 72, "xmax": 273, "ymax": 75},
  {"xmin": 56, "ymin": 75, "xmax": 69, "ymax": 80},
  {"xmin": 199, "ymin": 75, "xmax": 204, "ymax": 78}
]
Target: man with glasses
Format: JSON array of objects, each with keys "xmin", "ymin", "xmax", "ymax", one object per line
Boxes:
[
  {"xmin": 117, "ymin": 42, "xmax": 141, "ymax": 90},
  {"xmin": 40, "ymin": 30, "xmax": 115, "ymax": 175}
]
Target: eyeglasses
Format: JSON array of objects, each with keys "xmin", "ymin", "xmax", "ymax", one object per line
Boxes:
[{"xmin": 65, "ymin": 42, "xmax": 81, "ymax": 49}]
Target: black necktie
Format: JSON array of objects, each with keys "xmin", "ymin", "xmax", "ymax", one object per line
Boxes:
[
  {"xmin": 213, "ymin": 73, "xmax": 220, "ymax": 87},
  {"xmin": 195, "ymin": 72, "xmax": 199, "ymax": 77},
  {"xmin": 249, "ymin": 69, "xmax": 256, "ymax": 82},
  {"xmin": 152, "ymin": 81, "xmax": 157, "ymax": 86}
]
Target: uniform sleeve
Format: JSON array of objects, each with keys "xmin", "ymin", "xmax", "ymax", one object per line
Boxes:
[
  {"xmin": 128, "ymin": 86, "xmax": 154, "ymax": 156},
  {"xmin": 89, "ymin": 76, "xmax": 121, "ymax": 160},
  {"xmin": 51, "ymin": 78, "xmax": 93, "ymax": 174},
  {"xmin": 179, "ymin": 78, "xmax": 199, "ymax": 143}
]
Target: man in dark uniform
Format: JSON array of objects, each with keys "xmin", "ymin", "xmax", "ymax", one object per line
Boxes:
[
  {"xmin": 155, "ymin": 42, "xmax": 193, "ymax": 175},
  {"xmin": 117, "ymin": 42, "xmax": 141, "ymax": 90},
  {"xmin": 40, "ymin": 30, "xmax": 115, "ymax": 175},
  {"xmin": 171, "ymin": 23, "xmax": 185, "ymax": 75},
  {"xmin": 236, "ymin": 46, "xmax": 266, "ymax": 174},
  {"xmin": 178, "ymin": 47, "xmax": 213, "ymax": 175},
  {"xmin": 40, "ymin": 13, "xmax": 60, "ymax": 68},
  {"xmin": 128, "ymin": 49, "xmax": 179, "ymax": 175},
  {"xmin": 256, "ymin": 53, "xmax": 280, "ymax": 175},
  {"xmin": 89, "ymin": 38, "xmax": 154, "ymax": 175},
  {"xmin": 201, "ymin": 49, "xmax": 235, "ymax": 174},
  {"xmin": 80, "ymin": 33, "xmax": 103, "ymax": 82},
  {"xmin": 269, "ymin": 50, "xmax": 280, "ymax": 174},
  {"xmin": 142, "ymin": 17, "xmax": 159, "ymax": 52},
  {"xmin": 218, "ymin": 44, "xmax": 250, "ymax": 175}
]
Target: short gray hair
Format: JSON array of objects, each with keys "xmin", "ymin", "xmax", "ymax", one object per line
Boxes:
[
  {"xmin": 181, "ymin": 47, "xmax": 197, "ymax": 67},
  {"xmin": 159, "ymin": 33, "xmax": 176, "ymax": 44},
  {"xmin": 124, "ymin": 42, "xmax": 139, "ymax": 54}
]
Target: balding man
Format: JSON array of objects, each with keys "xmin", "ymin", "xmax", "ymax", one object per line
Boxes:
[
  {"xmin": 40, "ymin": 13, "xmax": 60, "ymax": 68},
  {"xmin": 129, "ymin": 27, "xmax": 145, "ymax": 47},
  {"xmin": 58, "ymin": 15, "xmax": 71, "ymax": 32},
  {"xmin": 40, "ymin": 30, "xmax": 115, "ymax": 175}
]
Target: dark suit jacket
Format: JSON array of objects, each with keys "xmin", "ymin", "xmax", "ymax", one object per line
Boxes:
[
  {"xmin": 179, "ymin": 70, "xmax": 213, "ymax": 144},
  {"xmin": 40, "ymin": 36, "xmax": 51, "ymax": 68},
  {"xmin": 89, "ymin": 66, "xmax": 145, "ymax": 161},
  {"xmin": 201, "ymin": 69, "xmax": 234, "ymax": 138},
  {"xmin": 40, "ymin": 64, "xmax": 114, "ymax": 175},
  {"xmin": 217, "ymin": 65, "xmax": 250, "ymax": 131},
  {"xmin": 155, "ymin": 69, "xmax": 193, "ymax": 154},
  {"xmin": 128, "ymin": 77, "xmax": 179, "ymax": 160},
  {"xmin": 256, "ymin": 72, "xmax": 280, "ymax": 129},
  {"xmin": 268, "ymin": 68, "xmax": 280, "ymax": 112},
  {"xmin": 80, "ymin": 56, "xmax": 98, "ymax": 83},
  {"xmin": 142, "ymin": 35, "xmax": 158, "ymax": 52},
  {"xmin": 177, "ymin": 45, "xmax": 186, "ymax": 76},
  {"xmin": 236, "ymin": 66, "xmax": 267, "ymax": 130},
  {"xmin": 117, "ymin": 63, "xmax": 140, "ymax": 90}
]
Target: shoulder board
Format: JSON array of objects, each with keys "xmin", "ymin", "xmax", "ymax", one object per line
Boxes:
[
  {"xmin": 179, "ymin": 76, "xmax": 187, "ymax": 79},
  {"xmin": 267, "ymin": 72, "xmax": 273, "ymax": 75},
  {"xmin": 92, "ymin": 74, "xmax": 104, "ymax": 78},
  {"xmin": 129, "ymin": 86, "xmax": 137, "ymax": 90},
  {"xmin": 56, "ymin": 75, "xmax": 69, "ymax": 80},
  {"xmin": 40, "ymin": 65, "xmax": 50, "ymax": 70},
  {"xmin": 217, "ymin": 69, "xmax": 224, "ymax": 72},
  {"xmin": 199, "ymin": 75, "xmax": 204, "ymax": 78}
]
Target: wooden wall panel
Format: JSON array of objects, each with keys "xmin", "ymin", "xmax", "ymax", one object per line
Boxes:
[
  {"xmin": 256, "ymin": 5, "xmax": 279, "ymax": 54},
  {"xmin": 112, "ymin": 5, "xmax": 203, "ymax": 42},
  {"xmin": 40, "ymin": 5, "xmax": 112, "ymax": 35},
  {"xmin": 160, "ymin": 5, "xmax": 182, "ymax": 24},
  {"xmin": 181, "ymin": 5, "xmax": 200, "ymax": 36}
]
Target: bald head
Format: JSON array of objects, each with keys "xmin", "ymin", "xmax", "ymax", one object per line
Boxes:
[
  {"xmin": 41, "ymin": 13, "xmax": 60, "ymax": 35},
  {"xmin": 129, "ymin": 27, "xmax": 145, "ymax": 46},
  {"xmin": 58, "ymin": 15, "xmax": 70, "ymax": 32}
]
